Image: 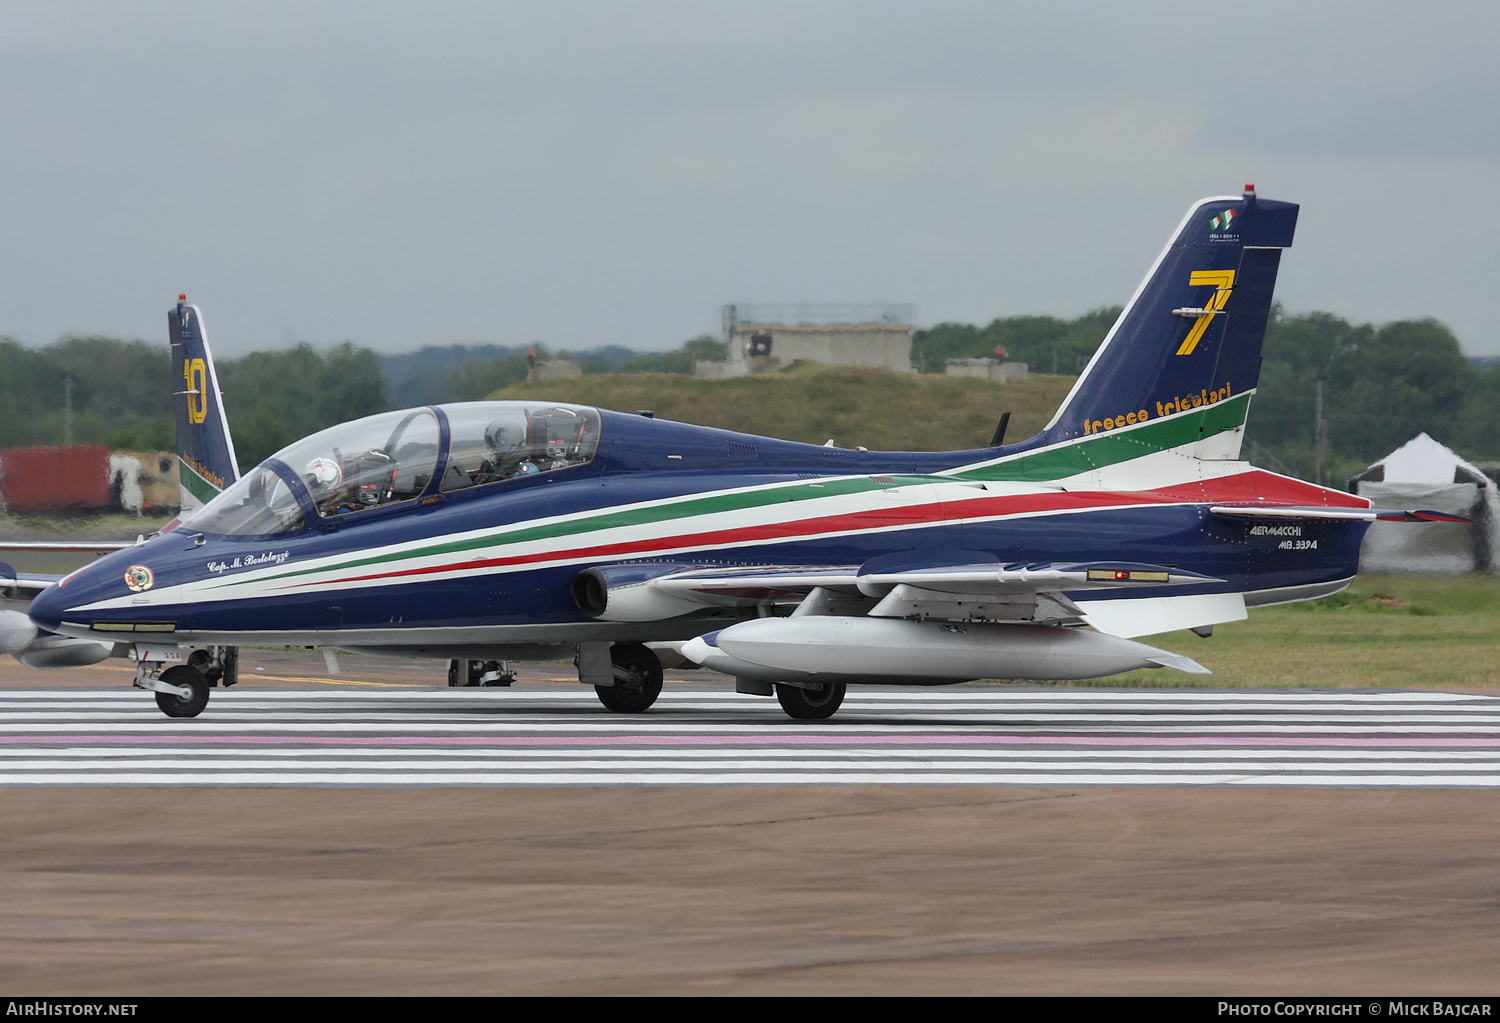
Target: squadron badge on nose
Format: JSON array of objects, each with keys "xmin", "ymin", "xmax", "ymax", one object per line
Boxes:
[{"xmin": 124, "ymin": 565, "xmax": 155, "ymax": 592}]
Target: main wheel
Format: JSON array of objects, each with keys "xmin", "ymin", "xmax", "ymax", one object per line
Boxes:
[
  {"xmin": 448, "ymin": 659, "xmax": 486, "ymax": 686},
  {"xmin": 594, "ymin": 643, "xmax": 663, "ymax": 712},
  {"xmin": 155, "ymin": 665, "xmax": 210, "ymax": 718},
  {"xmin": 776, "ymin": 681, "xmax": 846, "ymax": 720},
  {"xmin": 480, "ymin": 661, "xmax": 515, "ymax": 687}
]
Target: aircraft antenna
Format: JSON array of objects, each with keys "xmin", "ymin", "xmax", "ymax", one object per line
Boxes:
[{"xmin": 989, "ymin": 412, "xmax": 1012, "ymax": 448}]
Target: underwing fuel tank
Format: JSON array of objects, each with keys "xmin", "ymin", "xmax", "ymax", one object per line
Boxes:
[
  {"xmin": 0, "ymin": 610, "xmax": 112, "ymax": 669},
  {"xmin": 0, "ymin": 610, "xmax": 36, "ymax": 656},
  {"xmin": 680, "ymin": 616, "xmax": 1208, "ymax": 683}
]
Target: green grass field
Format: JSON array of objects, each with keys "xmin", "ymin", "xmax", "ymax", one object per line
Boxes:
[
  {"xmin": 0, "ymin": 513, "xmax": 175, "ymax": 542},
  {"xmin": 490, "ymin": 364, "xmax": 1076, "ymax": 452}
]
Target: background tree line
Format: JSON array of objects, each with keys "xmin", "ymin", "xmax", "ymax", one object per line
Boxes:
[
  {"xmin": 0, "ymin": 337, "xmax": 176, "ymax": 452},
  {"xmin": 0, "ymin": 333, "xmax": 728, "ymax": 469},
  {"xmin": 912, "ymin": 307, "xmax": 1500, "ymax": 481},
  {"xmin": 4, "ymin": 314, "xmax": 1495, "ymax": 483}
]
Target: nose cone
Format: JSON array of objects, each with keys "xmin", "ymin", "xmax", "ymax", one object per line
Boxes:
[
  {"xmin": 29, "ymin": 542, "xmax": 180, "ymax": 638},
  {"xmin": 27, "ymin": 579, "xmax": 72, "ymax": 632}
]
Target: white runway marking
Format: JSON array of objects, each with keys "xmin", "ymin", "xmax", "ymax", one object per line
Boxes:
[{"xmin": 1, "ymin": 686, "xmax": 1497, "ymax": 787}]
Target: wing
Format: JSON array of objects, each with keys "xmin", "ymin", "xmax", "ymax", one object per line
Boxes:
[
  {"xmin": 0, "ymin": 541, "xmax": 135, "ymax": 553},
  {"xmin": 600, "ymin": 559, "xmax": 1234, "ymax": 638},
  {"xmin": 0, "ymin": 563, "xmax": 64, "ymax": 601},
  {"xmin": 0, "ymin": 540, "xmax": 137, "ymax": 600},
  {"xmin": 0, "ymin": 541, "xmax": 133, "ymax": 601}
]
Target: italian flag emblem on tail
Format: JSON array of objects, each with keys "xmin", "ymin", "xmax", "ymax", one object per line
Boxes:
[{"xmin": 1210, "ymin": 209, "xmax": 1236, "ymax": 231}]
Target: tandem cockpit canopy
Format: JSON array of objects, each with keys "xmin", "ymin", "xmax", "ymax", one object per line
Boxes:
[
  {"xmin": 181, "ymin": 402, "xmax": 603, "ymax": 537},
  {"xmin": 438, "ymin": 402, "xmax": 601, "ymax": 492}
]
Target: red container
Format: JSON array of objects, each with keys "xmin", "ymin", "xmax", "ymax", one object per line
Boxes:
[{"xmin": 0, "ymin": 445, "xmax": 111, "ymax": 514}]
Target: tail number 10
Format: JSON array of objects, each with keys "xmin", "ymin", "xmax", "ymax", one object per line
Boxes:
[{"xmin": 183, "ymin": 358, "xmax": 207, "ymax": 424}]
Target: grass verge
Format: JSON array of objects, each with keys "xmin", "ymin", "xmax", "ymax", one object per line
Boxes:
[
  {"xmin": 1044, "ymin": 573, "xmax": 1500, "ymax": 690},
  {"xmin": 489, "ymin": 364, "xmax": 1077, "ymax": 452}
]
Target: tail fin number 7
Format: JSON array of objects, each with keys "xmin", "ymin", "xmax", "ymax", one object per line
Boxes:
[{"xmin": 1176, "ymin": 269, "xmax": 1236, "ymax": 356}]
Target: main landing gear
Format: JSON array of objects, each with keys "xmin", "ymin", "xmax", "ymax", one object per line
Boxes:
[
  {"xmin": 593, "ymin": 642, "xmax": 663, "ymax": 713},
  {"xmin": 447, "ymin": 659, "xmax": 517, "ymax": 687},
  {"xmin": 775, "ymin": 681, "xmax": 846, "ymax": 720}
]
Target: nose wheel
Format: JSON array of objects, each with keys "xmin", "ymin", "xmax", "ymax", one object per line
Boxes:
[{"xmin": 153, "ymin": 665, "xmax": 210, "ymax": 718}]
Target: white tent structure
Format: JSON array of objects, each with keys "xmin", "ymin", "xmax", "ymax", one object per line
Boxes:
[{"xmin": 1349, "ymin": 433, "xmax": 1500, "ymax": 574}]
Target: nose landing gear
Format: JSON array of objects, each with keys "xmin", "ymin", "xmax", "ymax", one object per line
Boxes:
[
  {"xmin": 135, "ymin": 645, "xmax": 237, "ymax": 719},
  {"xmin": 153, "ymin": 665, "xmax": 210, "ymax": 718}
]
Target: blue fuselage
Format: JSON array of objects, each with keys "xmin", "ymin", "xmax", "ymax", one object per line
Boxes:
[{"xmin": 29, "ymin": 407, "xmax": 1368, "ymax": 651}]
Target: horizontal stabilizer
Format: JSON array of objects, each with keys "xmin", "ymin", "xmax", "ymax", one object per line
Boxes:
[
  {"xmin": 1210, "ymin": 504, "xmax": 1375, "ymax": 521},
  {"xmin": 1210, "ymin": 505, "xmax": 1477, "ymax": 525},
  {"xmin": 1373, "ymin": 508, "xmax": 1479, "ymax": 524},
  {"xmin": 1075, "ymin": 591, "xmax": 1247, "ymax": 639}
]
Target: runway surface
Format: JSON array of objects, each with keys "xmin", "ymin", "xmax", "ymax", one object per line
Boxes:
[
  {"xmin": 4, "ymin": 685, "xmax": 1498, "ymax": 787},
  {"xmin": 5, "ymin": 657, "xmax": 1499, "ymax": 994}
]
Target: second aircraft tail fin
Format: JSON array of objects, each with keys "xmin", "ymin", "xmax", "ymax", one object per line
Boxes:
[{"xmin": 169, "ymin": 297, "xmax": 239, "ymax": 516}]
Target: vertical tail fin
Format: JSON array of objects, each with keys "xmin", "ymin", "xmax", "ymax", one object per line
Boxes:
[
  {"xmin": 169, "ymin": 297, "xmax": 239, "ymax": 516},
  {"xmin": 1033, "ymin": 187, "xmax": 1298, "ymax": 457}
]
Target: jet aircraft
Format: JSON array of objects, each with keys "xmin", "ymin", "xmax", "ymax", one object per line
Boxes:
[{"xmin": 26, "ymin": 188, "xmax": 1448, "ymax": 720}]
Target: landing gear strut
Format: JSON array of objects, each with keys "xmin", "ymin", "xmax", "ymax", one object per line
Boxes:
[
  {"xmin": 188, "ymin": 646, "xmax": 238, "ymax": 687},
  {"xmin": 594, "ymin": 642, "xmax": 663, "ymax": 713}
]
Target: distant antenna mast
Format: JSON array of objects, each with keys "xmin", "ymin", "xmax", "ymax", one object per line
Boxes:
[{"xmin": 63, "ymin": 375, "xmax": 73, "ymax": 448}]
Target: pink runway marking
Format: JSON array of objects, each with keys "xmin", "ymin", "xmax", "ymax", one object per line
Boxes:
[{"xmin": 5, "ymin": 734, "xmax": 1500, "ymax": 748}]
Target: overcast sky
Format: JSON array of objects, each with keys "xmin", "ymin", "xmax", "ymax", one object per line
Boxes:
[{"xmin": 2, "ymin": 1, "xmax": 1496, "ymax": 357}]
